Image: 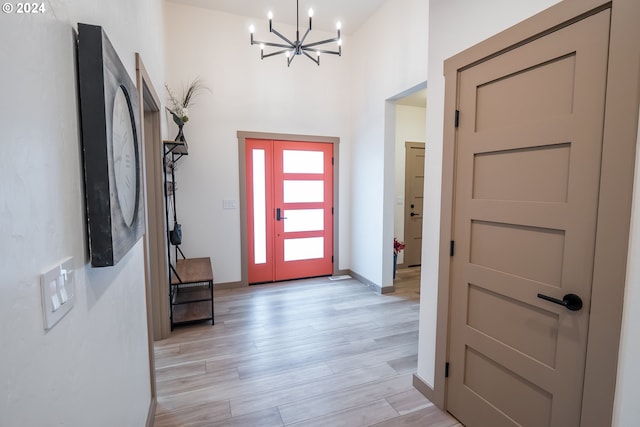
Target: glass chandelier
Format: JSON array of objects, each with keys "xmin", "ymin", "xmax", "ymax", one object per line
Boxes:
[{"xmin": 249, "ymin": 0, "xmax": 342, "ymax": 67}]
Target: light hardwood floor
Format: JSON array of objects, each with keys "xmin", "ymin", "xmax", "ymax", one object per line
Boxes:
[{"xmin": 153, "ymin": 268, "xmax": 462, "ymax": 426}]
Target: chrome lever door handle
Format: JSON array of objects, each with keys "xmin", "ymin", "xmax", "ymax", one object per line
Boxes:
[{"xmin": 537, "ymin": 293, "xmax": 583, "ymax": 311}]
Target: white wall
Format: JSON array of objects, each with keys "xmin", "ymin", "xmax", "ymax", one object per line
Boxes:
[
  {"xmin": 0, "ymin": 0, "xmax": 164, "ymax": 425},
  {"xmin": 394, "ymin": 105, "xmax": 427, "ymax": 265},
  {"xmin": 416, "ymin": 0, "xmax": 561, "ymax": 388},
  {"xmin": 163, "ymin": 0, "xmax": 428, "ymax": 287},
  {"xmin": 349, "ymin": 0, "xmax": 428, "ymax": 288},
  {"xmin": 613, "ymin": 108, "xmax": 640, "ymax": 426},
  {"xmin": 163, "ymin": 3, "xmax": 351, "ymax": 283}
]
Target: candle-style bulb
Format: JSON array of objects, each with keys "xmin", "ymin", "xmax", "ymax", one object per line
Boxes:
[
  {"xmin": 268, "ymin": 11, "xmax": 273, "ymax": 20},
  {"xmin": 308, "ymin": 8, "xmax": 314, "ymax": 17},
  {"xmin": 249, "ymin": 24, "xmax": 255, "ymax": 33}
]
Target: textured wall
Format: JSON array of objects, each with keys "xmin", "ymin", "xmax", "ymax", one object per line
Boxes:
[{"xmin": 0, "ymin": 0, "xmax": 165, "ymax": 425}]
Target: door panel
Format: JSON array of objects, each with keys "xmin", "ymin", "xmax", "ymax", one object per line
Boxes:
[
  {"xmin": 404, "ymin": 142, "xmax": 425, "ymax": 266},
  {"xmin": 274, "ymin": 140, "xmax": 333, "ymax": 281},
  {"xmin": 246, "ymin": 139, "xmax": 333, "ymax": 283},
  {"xmin": 246, "ymin": 140, "xmax": 275, "ymax": 283},
  {"xmin": 447, "ymin": 10, "xmax": 610, "ymax": 427}
]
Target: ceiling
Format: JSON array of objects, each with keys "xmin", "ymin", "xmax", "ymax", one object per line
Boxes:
[
  {"xmin": 166, "ymin": 0, "xmax": 388, "ymax": 34},
  {"xmin": 396, "ymin": 89, "xmax": 427, "ymax": 108},
  {"xmin": 166, "ymin": 0, "xmax": 425, "ymax": 107}
]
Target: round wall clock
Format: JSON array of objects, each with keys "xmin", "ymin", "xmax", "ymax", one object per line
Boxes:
[
  {"xmin": 78, "ymin": 23, "xmax": 144, "ymax": 267},
  {"xmin": 112, "ymin": 86, "xmax": 139, "ymax": 226}
]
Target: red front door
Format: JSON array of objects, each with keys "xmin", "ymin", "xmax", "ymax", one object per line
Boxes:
[{"xmin": 246, "ymin": 139, "xmax": 333, "ymax": 283}]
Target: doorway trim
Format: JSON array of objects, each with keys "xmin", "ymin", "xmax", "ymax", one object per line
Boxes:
[
  {"xmin": 420, "ymin": 1, "xmax": 640, "ymax": 426},
  {"xmin": 237, "ymin": 131, "xmax": 341, "ymax": 287},
  {"xmin": 386, "ymin": 81, "xmax": 428, "ymax": 290},
  {"xmin": 135, "ymin": 53, "xmax": 163, "ymax": 426}
]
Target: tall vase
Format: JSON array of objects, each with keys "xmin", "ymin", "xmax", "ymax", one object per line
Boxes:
[{"xmin": 175, "ymin": 124, "xmax": 185, "ymax": 142}]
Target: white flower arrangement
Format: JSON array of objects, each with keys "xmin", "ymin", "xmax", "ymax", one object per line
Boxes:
[{"xmin": 165, "ymin": 78, "xmax": 208, "ymax": 126}]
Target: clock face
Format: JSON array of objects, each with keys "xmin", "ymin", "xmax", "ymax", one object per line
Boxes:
[{"xmin": 112, "ymin": 86, "xmax": 138, "ymax": 226}]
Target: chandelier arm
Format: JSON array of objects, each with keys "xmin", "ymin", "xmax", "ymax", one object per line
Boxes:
[
  {"xmin": 302, "ymin": 51, "xmax": 320, "ymax": 65},
  {"xmin": 302, "ymin": 37, "xmax": 340, "ymax": 49},
  {"xmin": 287, "ymin": 52, "xmax": 296, "ymax": 67},
  {"xmin": 270, "ymin": 27, "xmax": 296, "ymax": 47},
  {"xmin": 262, "ymin": 49, "xmax": 293, "ymax": 59},
  {"xmin": 299, "ymin": 26, "xmax": 312, "ymax": 46},
  {"xmin": 302, "ymin": 47, "xmax": 341, "ymax": 56},
  {"xmin": 253, "ymin": 39, "xmax": 294, "ymax": 49}
]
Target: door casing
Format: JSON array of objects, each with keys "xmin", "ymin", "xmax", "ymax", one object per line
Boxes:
[
  {"xmin": 135, "ymin": 53, "xmax": 162, "ymax": 426},
  {"xmin": 422, "ymin": 1, "xmax": 640, "ymax": 426},
  {"xmin": 238, "ymin": 131, "xmax": 341, "ymax": 287}
]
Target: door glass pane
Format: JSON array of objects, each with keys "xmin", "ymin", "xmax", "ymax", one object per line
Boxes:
[
  {"xmin": 284, "ymin": 209, "xmax": 324, "ymax": 232},
  {"xmin": 284, "ymin": 237, "xmax": 324, "ymax": 261},
  {"xmin": 252, "ymin": 149, "xmax": 266, "ymax": 264},
  {"xmin": 283, "ymin": 150, "xmax": 324, "ymax": 174},
  {"xmin": 283, "ymin": 180, "xmax": 324, "ymax": 203}
]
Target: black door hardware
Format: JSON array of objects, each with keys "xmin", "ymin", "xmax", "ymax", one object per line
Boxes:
[{"xmin": 537, "ymin": 293, "xmax": 583, "ymax": 311}]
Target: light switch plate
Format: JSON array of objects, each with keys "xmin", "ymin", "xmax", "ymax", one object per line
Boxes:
[
  {"xmin": 40, "ymin": 257, "xmax": 75, "ymax": 330},
  {"xmin": 223, "ymin": 199, "xmax": 238, "ymax": 209}
]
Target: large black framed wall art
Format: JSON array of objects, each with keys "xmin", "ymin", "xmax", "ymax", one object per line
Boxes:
[{"xmin": 77, "ymin": 23, "xmax": 144, "ymax": 267}]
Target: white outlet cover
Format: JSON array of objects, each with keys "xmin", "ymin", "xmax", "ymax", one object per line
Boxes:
[{"xmin": 40, "ymin": 257, "xmax": 75, "ymax": 330}]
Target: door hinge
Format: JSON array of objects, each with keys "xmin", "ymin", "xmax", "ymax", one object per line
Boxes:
[
  {"xmin": 450, "ymin": 240, "xmax": 455, "ymax": 257},
  {"xmin": 445, "ymin": 362, "xmax": 450, "ymax": 378},
  {"xmin": 331, "ymin": 255, "xmax": 334, "ymax": 263},
  {"xmin": 332, "ymin": 207, "xmax": 334, "ymax": 215},
  {"xmin": 454, "ymin": 109, "xmax": 460, "ymax": 128},
  {"xmin": 332, "ymin": 157, "xmax": 334, "ymax": 166}
]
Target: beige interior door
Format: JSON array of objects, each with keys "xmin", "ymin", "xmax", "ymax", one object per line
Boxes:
[
  {"xmin": 447, "ymin": 10, "xmax": 610, "ymax": 427},
  {"xmin": 404, "ymin": 142, "xmax": 425, "ymax": 267}
]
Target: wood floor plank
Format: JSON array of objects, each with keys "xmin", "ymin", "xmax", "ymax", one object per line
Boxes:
[
  {"xmin": 369, "ymin": 405, "xmax": 460, "ymax": 427},
  {"xmin": 325, "ymin": 343, "xmax": 417, "ymax": 374},
  {"xmin": 154, "ymin": 269, "xmax": 460, "ymax": 426},
  {"xmin": 388, "ymin": 354, "xmax": 419, "ymax": 374},
  {"xmin": 156, "ymin": 366, "xmax": 240, "ymax": 397},
  {"xmin": 385, "ymin": 389, "xmax": 434, "ymax": 415},
  {"xmin": 212, "ymin": 407, "xmax": 284, "ymax": 427},
  {"xmin": 287, "ymin": 399, "xmax": 399, "ymax": 427},
  {"xmin": 155, "ymin": 360, "xmax": 207, "ymax": 383},
  {"xmin": 153, "ymin": 400, "xmax": 231, "ymax": 427},
  {"xmin": 229, "ymin": 364, "xmax": 398, "ymax": 418},
  {"xmin": 156, "ymin": 363, "xmax": 334, "ymax": 416},
  {"xmin": 277, "ymin": 373, "xmax": 414, "ymax": 424}
]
